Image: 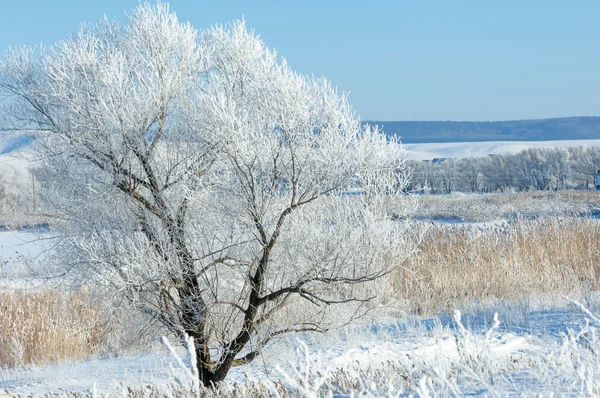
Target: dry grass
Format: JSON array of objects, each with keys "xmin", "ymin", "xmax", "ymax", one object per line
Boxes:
[
  {"xmin": 414, "ymin": 190, "xmax": 600, "ymax": 222},
  {"xmin": 0, "ymin": 289, "xmax": 104, "ymax": 368},
  {"xmin": 389, "ymin": 216, "xmax": 600, "ymax": 314}
]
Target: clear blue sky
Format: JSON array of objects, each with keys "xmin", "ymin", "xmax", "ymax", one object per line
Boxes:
[{"xmin": 1, "ymin": 0, "xmax": 599, "ymax": 121}]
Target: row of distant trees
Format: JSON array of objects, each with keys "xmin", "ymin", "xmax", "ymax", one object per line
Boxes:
[{"xmin": 407, "ymin": 146, "xmax": 600, "ymax": 194}]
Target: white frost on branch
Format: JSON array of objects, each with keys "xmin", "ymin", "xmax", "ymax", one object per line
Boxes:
[{"xmin": 0, "ymin": 1, "xmax": 417, "ymax": 384}]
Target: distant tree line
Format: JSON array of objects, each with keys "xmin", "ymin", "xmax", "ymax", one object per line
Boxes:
[{"xmin": 407, "ymin": 147, "xmax": 600, "ymax": 194}]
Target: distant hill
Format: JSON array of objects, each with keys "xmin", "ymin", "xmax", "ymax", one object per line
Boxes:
[
  {"xmin": 365, "ymin": 117, "xmax": 600, "ymax": 144},
  {"xmin": 5, "ymin": 117, "xmax": 600, "ymax": 145}
]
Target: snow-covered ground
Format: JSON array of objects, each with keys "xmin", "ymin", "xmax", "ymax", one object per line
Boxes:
[
  {"xmin": 414, "ymin": 190, "xmax": 600, "ymax": 222},
  {"xmin": 404, "ymin": 138, "xmax": 600, "ymax": 160},
  {"xmin": 1, "ymin": 299, "xmax": 599, "ymax": 396}
]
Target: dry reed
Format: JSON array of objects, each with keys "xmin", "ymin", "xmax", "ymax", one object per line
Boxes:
[
  {"xmin": 0, "ymin": 289, "xmax": 104, "ymax": 367},
  {"xmin": 388, "ymin": 216, "xmax": 600, "ymax": 314}
]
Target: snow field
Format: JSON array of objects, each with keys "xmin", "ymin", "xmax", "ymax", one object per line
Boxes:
[{"xmin": 404, "ymin": 138, "xmax": 600, "ymax": 161}]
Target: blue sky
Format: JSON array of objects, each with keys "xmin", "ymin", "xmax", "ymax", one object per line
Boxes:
[{"xmin": 1, "ymin": 0, "xmax": 598, "ymax": 121}]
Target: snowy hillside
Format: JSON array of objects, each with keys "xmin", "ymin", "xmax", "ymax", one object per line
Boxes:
[{"xmin": 404, "ymin": 138, "xmax": 600, "ymax": 160}]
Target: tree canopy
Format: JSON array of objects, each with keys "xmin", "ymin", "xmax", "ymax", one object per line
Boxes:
[{"xmin": 0, "ymin": 2, "xmax": 415, "ymax": 385}]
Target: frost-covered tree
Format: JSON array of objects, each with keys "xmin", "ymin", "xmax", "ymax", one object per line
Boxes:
[
  {"xmin": 570, "ymin": 146, "xmax": 600, "ymax": 189},
  {"xmin": 0, "ymin": 2, "xmax": 415, "ymax": 385},
  {"xmin": 458, "ymin": 158, "xmax": 481, "ymax": 192}
]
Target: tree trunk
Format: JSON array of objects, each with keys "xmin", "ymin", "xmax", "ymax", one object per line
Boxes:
[{"xmin": 196, "ymin": 343, "xmax": 219, "ymax": 386}]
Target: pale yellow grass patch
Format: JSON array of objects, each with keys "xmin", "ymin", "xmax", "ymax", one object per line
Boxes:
[
  {"xmin": 0, "ymin": 289, "xmax": 103, "ymax": 367},
  {"xmin": 389, "ymin": 217, "xmax": 600, "ymax": 314}
]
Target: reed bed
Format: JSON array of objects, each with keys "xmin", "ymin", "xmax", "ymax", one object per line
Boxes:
[
  {"xmin": 0, "ymin": 290, "xmax": 104, "ymax": 367},
  {"xmin": 389, "ymin": 216, "xmax": 600, "ymax": 314}
]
